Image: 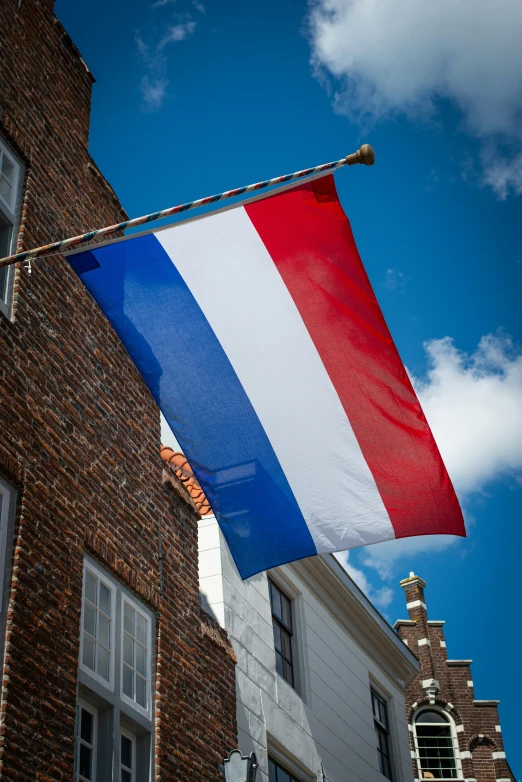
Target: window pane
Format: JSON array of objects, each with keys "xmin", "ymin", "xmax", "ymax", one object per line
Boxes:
[
  {"xmin": 273, "ymin": 622, "xmax": 282, "ymax": 652},
  {"xmin": 123, "ymin": 633, "xmax": 134, "ymax": 666},
  {"xmin": 0, "ymin": 177, "xmax": 11, "ymax": 205},
  {"xmin": 136, "ymin": 674, "xmax": 147, "ymax": 708},
  {"xmin": 0, "ymin": 224, "xmax": 12, "ymax": 262},
  {"xmin": 98, "ymin": 613, "xmax": 110, "ymax": 648},
  {"xmin": 85, "ymin": 570, "xmax": 97, "ymax": 605},
  {"xmin": 136, "ymin": 643, "xmax": 146, "ymax": 676},
  {"xmin": 83, "ymin": 603, "xmax": 96, "ymax": 638},
  {"xmin": 281, "ymin": 594, "xmax": 292, "ymax": 629},
  {"xmin": 98, "ymin": 645, "xmax": 110, "ymax": 681},
  {"xmin": 121, "ymin": 734, "xmax": 132, "ymax": 768},
  {"xmin": 0, "ymin": 263, "xmax": 8, "ymax": 303},
  {"xmin": 277, "ymin": 768, "xmax": 291, "ymax": 782},
  {"xmin": 80, "ymin": 708, "xmax": 93, "ymax": 743},
  {"xmin": 1, "ymin": 155, "xmax": 13, "ymax": 184},
  {"xmin": 380, "ymin": 750, "xmax": 393, "ymax": 781},
  {"xmin": 136, "ymin": 613, "xmax": 147, "ymax": 645},
  {"xmin": 417, "ymin": 726, "xmax": 451, "ymax": 738},
  {"xmin": 270, "ymin": 583, "xmax": 282, "ymax": 620},
  {"xmin": 416, "ymin": 710, "xmax": 449, "ymax": 724},
  {"xmin": 123, "ymin": 664, "xmax": 133, "ymax": 698},
  {"xmin": 99, "ymin": 582, "xmax": 111, "ymax": 617},
  {"xmin": 372, "ymin": 690, "xmax": 388, "ymax": 728},
  {"xmin": 122, "ymin": 771, "xmax": 131, "ymax": 782},
  {"xmin": 377, "ymin": 726, "xmax": 390, "ymax": 757},
  {"xmin": 283, "ymin": 659, "xmax": 293, "ymax": 686},
  {"xmin": 275, "ymin": 650, "xmax": 284, "ymax": 677},
  {"xmin": 268, "ymin": 759, "xmax": 277, "ymax": 782},
  {"xmin": 282, "ymin": 629, "xmax": 292, "ymax": 660},
  {"xmin": 124, "ymin": 602, "xmax": 134, "ymax": 635},
  {"xmin": 79, "ymin": 744, "xmax": 93, "ymax": 780},
  {"xmin": 82, "ymin": 634, "xmax": 95, "ymax": 671}
]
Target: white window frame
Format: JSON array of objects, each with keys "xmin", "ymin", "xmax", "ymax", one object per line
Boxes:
[
  {"xmin": 0, "ymin": 135, "xmax": 23, "ymax": 319},
  {"xmin": 75, "ymin": 698, "xmax": 98, "ymax": 782},
  {"xmin": 0, "ymin": 476, "xmax": 14, "ymax": 613},
  {"xmin": 79, "ymin": 560, "xmax": 117, "ymax": 691},
  {"xmin": 0, "ymin": 139, "xmax": 21, "ymax": 215},
  {"xmin": 120, "ymin": 592, "xmax": 152, "ymax": 719},
  {"xmin": 412, "ymin": 706, "xmax": 463, "ymax": 781},
  {"xmin": 267, "ymin": 748, "xmax": 314, "ymax": 782},
  {"xmin": 267, "ymin": 569, "xmax": 309, "ymax": 699},
  {"xmin": 120, "ymin": 727, "xmax": 137, "ymax": 782}
]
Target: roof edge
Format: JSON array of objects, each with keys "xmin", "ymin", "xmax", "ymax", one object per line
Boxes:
[{"xmin": 291, "ymin": 554, "xmax": 419, "ymax": 681}]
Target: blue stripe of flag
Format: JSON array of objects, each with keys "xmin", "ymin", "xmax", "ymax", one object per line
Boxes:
[{"xmin": 69, "ymin": 233, "xmax": 316, "ymax": 578}]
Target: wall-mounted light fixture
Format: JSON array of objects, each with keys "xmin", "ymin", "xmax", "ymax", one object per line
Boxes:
[{"xmin": 222, "ymin": 749, "xmax": 258, "ymax": 782}]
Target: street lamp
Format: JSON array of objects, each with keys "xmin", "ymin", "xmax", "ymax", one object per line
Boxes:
[{"xmin": 222, "ymin": 749, "xmax": 258, "ymax": 782}]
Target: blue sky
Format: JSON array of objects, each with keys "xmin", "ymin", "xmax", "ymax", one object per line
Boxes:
[{"xmin": 56, "ymin": 0, "xmax": 522, "ymax": 771}]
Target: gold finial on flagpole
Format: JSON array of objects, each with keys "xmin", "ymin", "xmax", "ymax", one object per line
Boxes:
[{"xmin": 345, "ymin": 144, "xmax": 375, "ymax": 167}]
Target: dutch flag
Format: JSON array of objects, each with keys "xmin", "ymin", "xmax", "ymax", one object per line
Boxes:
[{"xmin": 68, "ymin": 175, "xmax": 465, "ymax": 579}]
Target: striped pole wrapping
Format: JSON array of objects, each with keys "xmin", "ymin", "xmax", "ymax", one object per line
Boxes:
[{"xmin": 0, "ymin": 145, "xmax": 375, "ymax": 270}]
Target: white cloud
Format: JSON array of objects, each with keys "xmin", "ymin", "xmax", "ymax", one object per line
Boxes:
[
  {"xmin": 382, "ymin": 268, "xmax": 409, "ymax": 292},
  {"xmin": 350, "ymin": 332, "xmax": 522, "ymax": 586},
  {"xmin": 140, "ymin": 76, "xmax": 170, "ymax": 110},
  {"xmin": 308, "ymin": 0, "xmax": 522, "ymax": 197},
  {"xmin": 412, "ymin": 333, "xmax": 522, "ymax": 496},
  {"xmin": 158, "ymin": 21, "xmax": 197, "ymax": 49},
  {"xmin": 136, "ymin": 14, "xmax": 197, "ymax": 110},
  {"xmin": 359, "ymin": 535, "xmax": 460, "ymax": 582},
  {"xmin": 335, "ymin": 552, "xmax": 394, "ymax": 610},
  {"xmin": 480, "ymin": 147, "xmax": 522, "ymax": 199}
]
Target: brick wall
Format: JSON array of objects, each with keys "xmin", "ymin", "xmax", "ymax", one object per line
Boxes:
[
  {"xmin": 395, "ymin": 575, "xmax": 514, "ymax": 782},
  {"xmin": 0, "ymin": 1, "xmax": 237, "ymax": 779}
]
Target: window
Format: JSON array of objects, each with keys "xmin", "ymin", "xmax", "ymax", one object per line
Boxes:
[
  {"xmin": 372, "ymin": 689, "xmax": 393, "ymax": 780},
  {"xmin": 122, "ymin": 597, "xmax": 151, "ymax": 713},
  {"xmin": 0, "ymin": 475, "xmax": 16, "ymax": 701},
  {"xmin": 268, "ymin": 757, "xmax": 300, "ymax": 782},
  {"xmin": 120, "ymin": 728, "xmax": 136, "ymax": 782},
  {"xmin": 81, "ymin": 562, "xmax": 115, "ymax": 687},
  {"xmin": 0, "ymin": 136, "xmax": 23, "ymax": 318},
  {"xmin": 77, "ymin": 557, "xmax": 154, "ymax": 780},
  {"xmin": 269, "ymin": 579, "xmax": 294, "ymax": 687},
  {"xmin": 413, "ymin": 710, "xmax": 458, "ymax": 780},
  {"xmin": 75, "ymin": 700, "xmax": 98, "ymax": 782},
  {"xmin": 0, "ymin": 476, "xmax": 15, "ymax": 614}
]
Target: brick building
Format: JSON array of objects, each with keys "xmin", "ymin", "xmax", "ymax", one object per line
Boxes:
[
  {"xmin": 0, "ymin": 1, "xmax": 236, "ymax": 779},
  {"xmin": 394, "ymin": 574, "xmax": 515, "ymax": 782}
]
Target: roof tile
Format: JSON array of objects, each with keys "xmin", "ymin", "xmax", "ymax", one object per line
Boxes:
[{"xmin": 160, "ymin": 446, "xmax": 213, "ymax": 517}]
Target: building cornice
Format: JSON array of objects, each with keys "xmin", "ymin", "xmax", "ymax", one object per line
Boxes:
[
  {"xmin": 393, "ymin": 619, "xmax": 416, "ymax": 629},
  {"xmin": 447, "ymin": 660, "xmax": 473, "ymax": 666},
  {"xmin": 427, "ymin": 620, "xmax": 445, "ymax": 626},
  {"xmin": 288, "ymin": 555, "xmax": 419, "ymax": 684},
  {"xmin": 473, "ymin": 700, "xmax": 500, "ymax": 706}
]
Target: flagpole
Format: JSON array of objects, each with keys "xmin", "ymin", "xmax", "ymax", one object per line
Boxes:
[{"xmin": 0, "ymin": 144, "xmax": 375, "ymax": 270}]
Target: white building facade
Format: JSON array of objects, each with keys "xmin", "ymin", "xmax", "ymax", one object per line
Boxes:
[{"xmin": 199, "ymin": 514, "xmax": 418, "ymax": 782}]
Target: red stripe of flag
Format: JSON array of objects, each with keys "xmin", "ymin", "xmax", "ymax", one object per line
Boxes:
[{"xmin": 245, "ymin": 175, "xmax": 465, "ymax": 540}]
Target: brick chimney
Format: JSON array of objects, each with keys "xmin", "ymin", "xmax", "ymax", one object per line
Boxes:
[{"xmin": 397, "ymin": 573, "xmax": 439, "ymax": 703}]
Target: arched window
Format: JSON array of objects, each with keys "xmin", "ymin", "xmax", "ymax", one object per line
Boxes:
[{"xmin": 413, "ymin": 709, "xmax": 460, "ymax": 780}]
